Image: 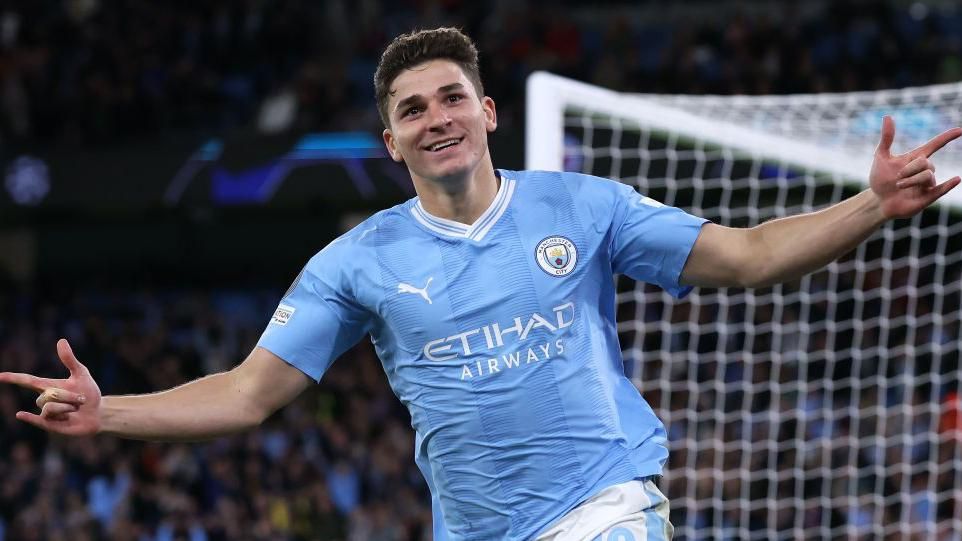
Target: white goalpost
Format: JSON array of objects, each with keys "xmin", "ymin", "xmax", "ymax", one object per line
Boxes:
[{"xmin": 527, "ymin": 72, "xmax": 962, "ymax": 540}]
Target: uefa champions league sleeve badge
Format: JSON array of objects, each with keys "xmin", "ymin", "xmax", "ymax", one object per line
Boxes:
[{"xmin": 535, "ymin": 236, "xmax": 578, "ymax": 276}]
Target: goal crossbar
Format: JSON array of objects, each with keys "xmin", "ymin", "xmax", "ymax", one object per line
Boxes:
[{"xmin": 526, "ymin": 71, "xmax": 962, "ymax": 207}]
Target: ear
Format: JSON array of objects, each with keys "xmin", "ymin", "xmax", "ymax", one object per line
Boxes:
[
  {"xmin": 382, "ymin": 128, "xmax": 404, "ymax": 162},
  {"xmin": 481, "ymin": 96, "xmax": 498, "ymax": 133}
]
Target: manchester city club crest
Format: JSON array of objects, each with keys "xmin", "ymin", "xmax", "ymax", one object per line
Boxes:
[{"xmin": 535, "ymin": 236, "xmax": 578, "ymax": 276}]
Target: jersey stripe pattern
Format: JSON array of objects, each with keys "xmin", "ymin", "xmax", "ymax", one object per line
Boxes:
[{"xmin": 257, "ymin": 169, "xmax": 708, "ymax": 540}]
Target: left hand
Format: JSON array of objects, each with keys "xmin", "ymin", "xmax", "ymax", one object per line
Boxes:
[{"xmin": 870, "ymin": 115, "xmax": 962, "ymax": 219}]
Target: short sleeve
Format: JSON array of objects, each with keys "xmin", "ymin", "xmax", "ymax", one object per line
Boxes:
[
  {"xmin": 257, "ymin": 245, "xmax": 373, "ymax": 382},
  {"xmin": 609, "ymin": 182, "xmax": 708, "ymax": 298}
]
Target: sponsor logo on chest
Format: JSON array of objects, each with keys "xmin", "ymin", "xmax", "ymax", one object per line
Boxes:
[{"xmin": 421, "ymin": 302, "xmax": 576, "ymax": 380}]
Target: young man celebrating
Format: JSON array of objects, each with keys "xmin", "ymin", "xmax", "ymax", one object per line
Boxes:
[{"xmin": 2, "ymin": 28, "xmax": 959, "ymax": 540}]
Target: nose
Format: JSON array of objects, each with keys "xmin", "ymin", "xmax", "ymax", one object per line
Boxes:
[{"xmin": 426, "ymin": 103, "xmax": 452, "ymax": 130}]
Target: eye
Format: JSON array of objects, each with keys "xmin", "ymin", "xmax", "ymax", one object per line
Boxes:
[
  {"xmin": 404, "ymin": 106, "xmax": 422, "ymax": 117},
  {"xmin": 447, "ymin": 94, "xmax": 464, "ymax": 104}
]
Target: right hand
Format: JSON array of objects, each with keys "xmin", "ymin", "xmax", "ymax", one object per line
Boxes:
[{"xmin": 0, "ymin": 338, "xmax": 102, "ymax": 436}]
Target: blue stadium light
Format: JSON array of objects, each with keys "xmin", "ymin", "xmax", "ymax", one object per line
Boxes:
[
  {"xmin": 288, "ymin": 132, "xmax": 385, "ymax": 160},
  {"xmin": 5, "ymin": 156, "xmax": 50, "ymax": 206},
  {"xmin": 197, "ymin": 139, "xmax": 224, "ymax": 161}
]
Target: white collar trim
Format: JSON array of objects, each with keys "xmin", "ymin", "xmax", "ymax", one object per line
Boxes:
[{"xmin": 410, "ymin": 176, "xmax": 516, "ymax": 241}]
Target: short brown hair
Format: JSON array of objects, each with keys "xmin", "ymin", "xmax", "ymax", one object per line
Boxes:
[{"xmin": 374, "ymin": 27, "xmax": 484, "ymax": 128}]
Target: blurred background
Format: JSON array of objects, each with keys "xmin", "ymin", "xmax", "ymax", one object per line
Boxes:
[{"xmin": 1, "ymin": 0, "xmax": 962, "ymax": 539}]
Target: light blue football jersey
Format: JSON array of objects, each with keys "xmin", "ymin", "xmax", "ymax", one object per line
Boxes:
[{"xmin": 257, "ymin": 169, "xmax": 707, "ymax": 540}]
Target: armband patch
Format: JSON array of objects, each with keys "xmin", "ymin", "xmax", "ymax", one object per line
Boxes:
[{"xmin": 272, "ymin": 304, "xmax": 296, "ymax": 326}]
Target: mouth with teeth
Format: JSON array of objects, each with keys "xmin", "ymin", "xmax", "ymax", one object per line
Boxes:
[{"xmin": 425, "ymin": 137, "xmax": 464, "ymax": 152}]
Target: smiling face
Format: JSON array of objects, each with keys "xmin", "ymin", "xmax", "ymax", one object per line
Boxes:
[{"xmin": 382, "ymin": 59, "xmax": 497, "ymax": 185}]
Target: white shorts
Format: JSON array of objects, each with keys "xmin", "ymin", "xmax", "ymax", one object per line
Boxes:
[{"xmin": 535, "ymin": 477, "xmax": 674, "ymax": 541}]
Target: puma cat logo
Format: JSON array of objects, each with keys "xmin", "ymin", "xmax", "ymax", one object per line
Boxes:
[{"xmin": 398, "ymin": 277, "xmax": 434, "ymax": 304}]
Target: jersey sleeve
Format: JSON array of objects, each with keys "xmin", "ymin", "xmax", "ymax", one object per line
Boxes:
[
  {"xmin": 607, "ymin": 180, "xmax": 708, "ymax": 298},
  {"xmin": 256, "ymin": 240, "xmax": 373, "ymax": 382}
]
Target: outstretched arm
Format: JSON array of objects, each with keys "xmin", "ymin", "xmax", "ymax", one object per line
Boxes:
[
  {"xmin": 681, "ymin": 116, "xmax": 962, "ymax": 289},
  {"xmin": 0, "ymin": 339, "xmax": 311, "ymax": 441}
]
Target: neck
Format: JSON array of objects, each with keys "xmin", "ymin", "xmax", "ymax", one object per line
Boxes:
[{"xmin": 413, "ymin": 158, "xmax": 499, "ymax": 225}]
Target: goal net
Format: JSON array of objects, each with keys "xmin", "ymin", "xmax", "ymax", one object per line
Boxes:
[{"xmin": 526, "ymin": 72, "xmax": 962, "ymax": 540}]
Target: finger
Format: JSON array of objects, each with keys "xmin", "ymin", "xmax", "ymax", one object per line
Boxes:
[
  {"xmin": 898, "ymin": 155, "xmax": 934, "ymax": 178},
  {"xmin": 57, "ymin": 339, "xmax": 86, "ymax": 376},
  {"xmin": 896, "ymin": 169, "xmax": 936, "ymax": 189},
  {"xmin": 41, "ymin": 402, "xmax": 78, "ymax": 419},
  {"xmin": 0, "ymin": 372, "xmax": 58, "ymax": 393},
  {"xmin": 923, "ymin": 176, "xmax": 962, "ymax": 206},
  {"xmin": 876, "ymin": 115, "xmax": 895, "ymax": 157},
  {"xmin": 35, "ymin": 387, "xmax": 87, "ymax": 408},
  {"xmin": 911, "ymin": 126, "xmax": 962, "ymax": 158},
  {"xmin": 15, "ymin": 410, "xmax": 61, "ymax": 431}
]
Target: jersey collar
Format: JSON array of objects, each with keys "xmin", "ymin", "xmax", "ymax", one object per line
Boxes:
[{"xmin": 410, "ymin": 174, "xmax": 516, "ymax": 242}]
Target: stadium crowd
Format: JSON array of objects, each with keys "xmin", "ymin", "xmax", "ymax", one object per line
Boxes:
[
  {"xmin": 1, "ymin": 271, "xmax": 959, "ymax": 539},
  {"xmin": 0, "ymin": 284, "xmax": 433, "ymax": 539},
  {"xmin": 632, "ymin": 265, "xmax": 962, "ymax": 540},
  {"xmin": 2, "ymin": 0, "xmax": 962, "ymax": 540},
  {"xmin": 0, "ymin": 0, "xmax": 961, "ymax": 147}
]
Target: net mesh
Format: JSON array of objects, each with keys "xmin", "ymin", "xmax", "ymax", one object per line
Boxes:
[{"xmin": 555, "ymin": 83, "xmax": 962, "ymax": 540}]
